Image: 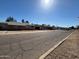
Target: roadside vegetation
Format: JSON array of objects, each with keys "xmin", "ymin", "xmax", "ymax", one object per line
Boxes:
[{"xmin": 0, "ymin": 16, "xmax": 79, "ymax": 31}]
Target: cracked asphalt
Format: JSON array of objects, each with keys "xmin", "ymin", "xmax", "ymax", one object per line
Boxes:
[{"xmin": 0, "ymin": 30, "xmax": 72, "ymax": 59}]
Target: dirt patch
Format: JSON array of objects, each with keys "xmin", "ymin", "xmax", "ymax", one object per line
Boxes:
[{"xmin": 45, "ymin": 30, "xmax": 79, "ymax": 59}]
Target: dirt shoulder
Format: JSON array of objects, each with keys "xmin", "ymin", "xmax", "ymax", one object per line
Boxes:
[{"xmin": 45, "ymin": 30, "xmax": 79, "ymax": 59}]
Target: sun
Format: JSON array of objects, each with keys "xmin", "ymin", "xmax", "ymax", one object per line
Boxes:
[
  {"xmin": 40, "ymin": 0, "xmax": 54, "ymax": 10},
  {"xmin": 44, "ymin": 0, "xmax": 50, "ymax": 5}
]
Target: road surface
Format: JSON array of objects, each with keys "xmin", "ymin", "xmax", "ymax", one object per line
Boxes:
[{"xmin": 0, "ymin": 30, "xmax": 72, "ymax": 59}]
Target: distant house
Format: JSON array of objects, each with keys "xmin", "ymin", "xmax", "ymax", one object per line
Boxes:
[
  {"xmin": 0, "ymin": 22, "xmax": 53, "ymax": 30},
  {"xmin": 0, "ymin": 22, "xmax": 8, "ymax": 30},
  {"xmin": 0, "ymin": 22, "xmax": 35, "ymax": 30}
]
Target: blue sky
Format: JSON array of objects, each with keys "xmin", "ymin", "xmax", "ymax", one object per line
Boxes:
[{"xmin": 0, "ymin": 0, "xmax": 79, "ymax": 27}]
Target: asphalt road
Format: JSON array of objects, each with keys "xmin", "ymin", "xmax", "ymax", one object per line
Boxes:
[{"xmin": 0, "ymin": 30, "xmax": 73, "ymax": 59}]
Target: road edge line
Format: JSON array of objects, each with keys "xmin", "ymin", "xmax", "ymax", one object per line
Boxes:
[{"xmin": 39, "ymin": 31, "xmax": 74, "ymax": 59}]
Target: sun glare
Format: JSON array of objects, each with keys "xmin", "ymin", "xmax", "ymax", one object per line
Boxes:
[
  {"xmin": 44, "ymin": 0, "xmax": 50, "ymax": 5},
  {"xmin": 40, "ymin": 0, "xmax": 54, "ymax": 10}
]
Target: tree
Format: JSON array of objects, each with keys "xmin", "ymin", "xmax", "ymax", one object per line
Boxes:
[
  {"xmin": 6, "ymin": 16, "xmax": 17, "ymax": 22},
  {"xmin": 69, "ymin": 26, "xmax": 75, "ymax": 29},
  {"xmin": 22, "ymin": 19, "xmax": 25, "ymax": 23},
  {"xmin": 77, "ymin": 25, "xmax": 79, "ymax": 29},
  {"xmin": 42, "ymin": 24, "xmax": 46, "ymax": 27},
  {"xmin": 52, "ymin": 25, "xmax": 56, "ymax": 30},
  {"xmin": 47, "ymin": 25, "xmax": 50, "ymax": 27},
  {"xmin": 26, "ymin": 21, "xmax": 29, "ymax": 23}
]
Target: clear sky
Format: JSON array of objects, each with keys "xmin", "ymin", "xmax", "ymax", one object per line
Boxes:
[{"xmin": 0, "ymin": 0, "xmax": 79, "ymax": 27}]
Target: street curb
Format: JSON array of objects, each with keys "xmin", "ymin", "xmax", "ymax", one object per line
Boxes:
[
  {"xmin": 0, "ymin": 30, "xmax": 53, "ymax": 35},
  {"xmin": 39, "ymin": 31, "xmax": 74, "ymax": 59}
]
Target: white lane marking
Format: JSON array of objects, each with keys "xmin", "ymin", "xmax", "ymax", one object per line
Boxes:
[{"xmin": 39, "ymin": 31, "xmax": 74, "ymax": 59}]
